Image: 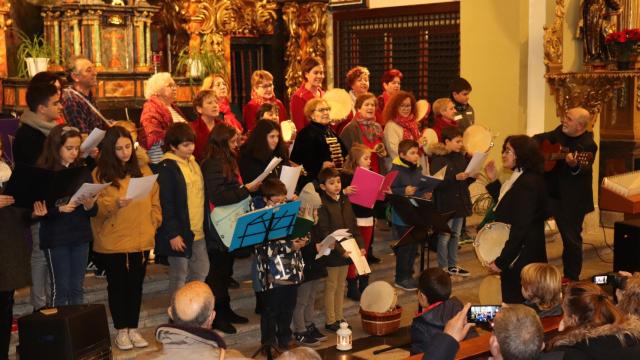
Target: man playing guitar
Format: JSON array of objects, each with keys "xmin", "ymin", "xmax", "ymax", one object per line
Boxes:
[{"xmin": 534, "ymin": 107, "xmax": 598, "ymax": 282}]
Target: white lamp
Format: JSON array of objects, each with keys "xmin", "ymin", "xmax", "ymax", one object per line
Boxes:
[{"xmin": 336, "ymin": 322, "xmax": 352, "ymax": 351}]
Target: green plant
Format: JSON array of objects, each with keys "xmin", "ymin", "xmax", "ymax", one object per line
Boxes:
[
  {"xmin": 15, "ymin": 29, "xmax": 54, "ymax": 78},
  {"xmin": 175, "ymin": 45, "xmax": 227, "ymax": 80}
]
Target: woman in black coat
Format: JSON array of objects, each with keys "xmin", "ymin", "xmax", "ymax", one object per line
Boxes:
[
  {"xmin": 483, "ymin": 135, "xmax": 548, "ymax": 303},
  {"xmin": 201, "ymin": 123, "xmax": 261, "ymax": 334}
]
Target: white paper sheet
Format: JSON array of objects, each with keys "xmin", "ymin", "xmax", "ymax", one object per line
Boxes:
[
  {"xmin": 69, "ymin": 182, "xmax": 111, "ymax": 204},
  {"xmin": 125, "ymin": 174, "xmax": 158, "ymax": 200},
  {"xmin": 465, "ymin": 152, "xmax": 488, "ymax": 176},
  {"xmin": 80, "ymin": 128, "xmax": 106, "ymax": 156},
  {"xmin": 340, "ymin": 237, "xmax": 371, "ymax": 275},
  {"xmin": 315, "ymin": 229, "xmax": 351, "ymax": 259},
  {"xmin": 280, "ymin": 165, "xmax": 302, "ymax": 200},
  {"xmin": 247, "ymin": 157, "xmax": 282, "ymax": 189}
]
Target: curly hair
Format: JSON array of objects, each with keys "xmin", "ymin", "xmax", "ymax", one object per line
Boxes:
[
  {"xmin": 618, "ymin": 274, "xmax": 640, "ymax": 317},
  {"xmin": 144, "ymin": 72, "xmax": 174, "ymax": 99},
  {"xmin": 382, "ymin": 91, "xmax": 417, "ymax": 124},
  {"xmin": 346, "ymin": 66, "xmax": 370, "ymax": 88},
  {"xmin": 504, "ymin": 135, "xmax": 544, "ymax": 173}
]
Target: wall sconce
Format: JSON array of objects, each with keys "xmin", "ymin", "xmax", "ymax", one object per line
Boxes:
[{"xmin": 336, "ymin": 322, "xmax": 352, "ymax": 351}]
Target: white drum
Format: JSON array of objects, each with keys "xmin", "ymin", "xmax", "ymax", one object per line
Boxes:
[
  {"xmin": 416, "ymin": 99, "xmax": 430, "ymax": 121},
  {"xmin": 463, "ymin": 124, "xmax": 494, "ymax": 154},
  {"xmin": 280, "ymin": 120, "xmax": 296, "ymax": 142},
  {"xmin": 473, "ymin": 222, "xmax": 511, "ymax": 267},
  {"xmin": 360, "ymin": 281, "xmax": 397, "ymax": 313},
  {"xmin": 322, "ymin": 88, "xmax": 352, "ymax": 121}
]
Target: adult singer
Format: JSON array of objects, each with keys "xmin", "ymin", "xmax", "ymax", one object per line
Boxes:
[
  {"xmin": 534, "ymin": 107, "xmax": 597, "ymax": 281},
  {"xmin": 484, "ymin": 135, "xmax": 548, "ymax": 303}
]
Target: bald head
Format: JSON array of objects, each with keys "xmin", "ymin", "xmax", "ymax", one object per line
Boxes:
[
  {"xmin": 169, "ymin": 281, "xmax": 216, "ymax": 327},
  {"xmin": 562, "ymin": 107, "xmax": 590, "ymax": 137}
]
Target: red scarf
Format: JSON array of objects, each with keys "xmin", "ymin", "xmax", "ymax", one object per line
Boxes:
[
  {"xmin": 394, "ymin": 114, "xmax": 420, "ymax": 141},
  {"xmin": 353, "ymin": 112, "xmax": 383, "ymax": 143}
]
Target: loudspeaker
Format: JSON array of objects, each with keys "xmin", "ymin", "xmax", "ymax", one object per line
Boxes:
[
  {"xmin": 17, "ymin": 304, "xmax": 111, "ymax": 360},
  {"xmin": 614, "ymin": 219, "xmax": 640, "ymax": 273}
]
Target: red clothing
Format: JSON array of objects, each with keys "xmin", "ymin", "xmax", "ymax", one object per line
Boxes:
[
  {"xmin": 218, "ymin": 98, "xmax": 244, "ymax": 133},
  {"xmin": 289, "ymin": 84, "xmax": 324, "ymax": 131},
  {"xmin": 376, "ymin": 92, "xmax": 391, "ymax": 126},
  {"xmin": 432, "ymin": 115, "xmax": 458, "ymax": 142},
  {"xmin": 139, "ymin": 96, "xmax": 186, "ymax": 149},
  {"xmin": 242, "ymin": 97, "xmax": 288, "ymax": 133},
  {"xmin": 190, "ymin": 116, "xmax": 215, "ymax": 162}
]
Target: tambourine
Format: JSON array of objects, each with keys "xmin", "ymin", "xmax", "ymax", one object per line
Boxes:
[
  {"xmin": 473, "ymin": 222, "xmax": 510, "ymax": 267},
  {"xmin": 416, "ymin": 100, "xmax": 430, "ymax": 121},
  {"xmin": 360, "ymin": 281, "xmax": 397, "ymax": 313},
  {"xmin": 323, "ymin": 88, "xmax": 352, "ymax": 121},
  {"xmin": 479, "ymin": 275, "xmax": 502, "ymax": 304},
  {"xmin": 280, "ymin": 120, "xmax": 297, "ymax": 142},
  {"xmin": 420, "ymin": 128, "xmax": 439, "ymax": 149},
  {"xmin": 463, "ymin": 124, "xmax": 494, "ymax": 154}
]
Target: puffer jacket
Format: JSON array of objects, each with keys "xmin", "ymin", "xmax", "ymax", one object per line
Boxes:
[{"xmin": 429, "ymin": 143, "xmax": 474, "ymax": 218}]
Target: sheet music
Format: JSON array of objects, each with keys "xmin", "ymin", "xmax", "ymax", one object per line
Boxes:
[
  {"xmin": 125, "ymin": 174, "xmax": 158, "ymax": 200},
  {"xmin": 340, "ymin": 237, "xmax": 371, "ymax": 275},
  {"xmin": 248, "ymin": 157, "xmax": 282, "ymax": 188},
  {"xmin": 69, "ymin": 182, "xmax": 111, "ymax": 204},
  {"xmin": 80, "ymin": 128, "xmax": 106, "ymax": 156},
  {"xmin": 315, "ymin": 229, "xmax": 351, "ymax": 259},
  {"xmin": 280, "ymin": 165, "xmax": 302, "ymax": 200},
  {"xmin": 465, "ymin": 152, "xmax": 488, "ymax": 176}
]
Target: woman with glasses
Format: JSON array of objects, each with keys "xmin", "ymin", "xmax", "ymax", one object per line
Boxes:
[
  {"xmin": 290, "ymin": 98, "xmax": 347, "ymax": 187},
  {"xmin": 139, "ymin": 72, "xmax": 187, "ymax": 165},
  {"xmin": 243, "ymin": 70, "xmax": 287, "ymax": 133},
  {"xmin": 483, "ymin": 135, "xmax": 547, "ymax": 303}
]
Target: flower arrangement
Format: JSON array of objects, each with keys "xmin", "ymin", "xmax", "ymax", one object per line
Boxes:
[{"xmin": 605, "ymin": 28, "xmax": 640, "ymax": 63}]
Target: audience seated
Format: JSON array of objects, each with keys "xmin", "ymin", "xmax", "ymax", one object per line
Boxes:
[
  {"xmin": 548, "ymin": 282, "xmax": 640, "ymax": 360},
  {"xmin": 140, "ymin": 281, "xmax": 247, "ymax": 359},
  {"xmin": 490, "ymin": 304, "xmax": 549, "ymax": 360},
  {"xmin": 521, "ymin": 263, "xmax": 563, "ymax": 318}
]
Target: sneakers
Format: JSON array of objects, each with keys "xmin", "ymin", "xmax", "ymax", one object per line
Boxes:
[
  {"xmin": 227, "ymin": 309, "xmax": 249, "ymax": 324},
  {"xmin": 394, "ymin": 278, "xmax": 418, "ymax": 291},
  {"xmin": 115, "ymin": 329, "xmax": 133, "ymax": 350},
  {"xmin": 128, "ymin": 329, "xmax": 148, "ymax": 348},
  {"xmin": 86, "ymin": 261, "xmax": 98, "ymax": 271},
  {"xmin": 447, "ymin": 266, "xmax": 470, "ymax": 277},
  {"xmin": 95, "ymin": 269, "xmax": 107, "ymax": 278},
  {"xmin": 324, "ymin": 321, "xmax": 341, "ymax": 332},
  {"xmin": 306, "ymin": 323, "xmax": 327, "ymax": 341},
  {"xmin": 294, "ymin": 332, "xmax": 321, "ymax": 347}
]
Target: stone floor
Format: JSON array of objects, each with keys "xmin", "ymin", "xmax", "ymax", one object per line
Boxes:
[{"xmin": 9, "ymin": 217, "xmax": 616, "ymax": 359}]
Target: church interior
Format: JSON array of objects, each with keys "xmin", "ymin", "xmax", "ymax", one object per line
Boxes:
[{"xmin": 1, "ymin": 0, "xmax": 640, "ymax": 359}]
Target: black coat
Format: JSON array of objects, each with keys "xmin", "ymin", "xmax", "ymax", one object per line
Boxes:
[
  {"xmin": 290, "ymin": 121, "xmax": 347, "ymax": 186},
  {"xmin": 534, "ymin": 126, "xmax": 597, "ymax": 216},
  {"xmin": 430, "ymin": 145, "xmax": 474, "ymax": 218},
  {"xmin": 411, "ymin": 297, "xmax": 465, "ymax": 355},
  {"xmin": 0, "ymin": 205, "xmax": 33, "ymax": 291},
  {"xmin": 486, "ymin": 171, "xmax": 548, "ymax": 303},
  {"xmin": 12, "ymin": 124, "xmax": 46, "ymax": 166}
]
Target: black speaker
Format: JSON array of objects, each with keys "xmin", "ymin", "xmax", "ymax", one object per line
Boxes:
[
  {"xmin": 614, "ymin": 219, "xmax": 640, "ymax": 273},
  {"xmin": 17, "ymin": 304, "xmax": 112, "ymax": 360}
]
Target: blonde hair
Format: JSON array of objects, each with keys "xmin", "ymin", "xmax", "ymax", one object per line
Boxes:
[
  {"xmin": 432, "ymin": 98, "xmax": 453, "ymax": 116},
  {"xmin": 251, "ymin": 70, "xmax": 274, "ymax": 89},
  {"xmin": 521, "ymin": 263, "xmax": 562, "ymax": 310},
  {"xmin": 201, "ymin": 73, "xmax": 227, "ymax": 91},
  {"xmin": 343, "ymin": 144, "xmax": 371, "ymax": 174},
  {"xmin": 303, "ymin": 98, "xmax": 328, "ymax": 121},
  {"xmin": 144, "ymin": 72, "xmax": 174, "ymax": 99}
]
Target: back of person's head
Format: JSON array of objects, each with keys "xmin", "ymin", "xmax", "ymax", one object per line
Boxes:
[
  {"xmin": 520, "ymin": 263, "xmax": 562, "ymax": 310},
  {"xmin": 491, "ymin": 304, "xmax": 543, "ymax": 360},
  {"xmin": 30, "ymin": 71, "xmax": 63, "ymax": 88},
  {"xmin": 260, "ymin": 178, "xmax": 287, "ymax": 201},
  {"xmin": 449, "ymin": 77, "xmax": 472, "ymax": 94},
  {"xmin": 418, "ymin": 268, "xmax": 452, "ymax": 303},
  {"xmin": 26, "ymin": 82, "xmax": 59, "ymax": 113},
  {"xmin": 343, "ymin": 144, "xmax": 371, "ymax": 173},
  {"xmin": 277, "ymin": 346, "xmax": 322, "ymax": 360},
  {"xmin": 562, "ymin": 282, "xmax": 624, "ymax": 329},
  {"xmin": 441, "ymin": 126, "xmax": 463, "ymax": 143},
  {"xmin": 503, "ymin": 135, "xmax": 544, "ymax": 174},
  {"xmin": 163, "ymin": 122, "xmax": 196, "ymax": 153},
  {"xmin": 169, "ymin": 281, "xmax": 216, "ymax": 328},
  {"xmin": 398, "ymin": 139, "xmax": 419, "ymax": 156},
  {"xmin": 318, "ymin": 166, "xmax": 340, "ymax": 185},
  {"xmin": 432, "ymin": 98, "xmax": 452, "ymax": 116},
  {"xmin": 618, "ymin": 274, "xmax": 640, "ymax": 317}
]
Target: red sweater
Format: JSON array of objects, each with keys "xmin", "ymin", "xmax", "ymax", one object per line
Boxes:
[
  {"xmin": 218, "ymin": 98, "xmax": 244, "ymax": 133},
  {"xmin": 139, "ymin": 96, "xmax": 186, "ymax": 149},
  {"xmin": 190, "ymin": 116, "xmax": 214, "ymax": 162},
  {"xmin": 289, "ymin": 84, "xmax": 324, "ymax": 131},
  {"xmin": 432, "ymin": 115, "xmax": 459, "ymax": 142},
  {"xmin": 242, "ymin": 98, "xmax": 288, "ymax": 132}
]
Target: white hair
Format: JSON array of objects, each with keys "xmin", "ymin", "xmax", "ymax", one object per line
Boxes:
[{"xmin": 145, "ymin": 72, "xmax": 174, "ymax": 99}]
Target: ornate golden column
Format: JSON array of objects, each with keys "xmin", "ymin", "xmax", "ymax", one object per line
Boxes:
[
  {"xmin": 0, "ymin": 0, "xmax": 10, "ymax": 78},
  {"xmin": 85, "ymin": 10, "xmax": 103, "ymax": 69}
]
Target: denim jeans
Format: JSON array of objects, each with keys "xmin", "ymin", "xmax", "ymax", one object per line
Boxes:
[
  {"xmin": 168, "ymin": 239, "xmax": 210, "ymax": 296},
  {"xmin": 44, "ymin": 242, "xmax": 90, "ymax": 306},
  {"xmin": 393, "ymin": 225, "xmax": 417, "ymax": 283},
  {"xmin": 437, "ymin": 217, "xmax": 465, "ymax": 268},
  {"xmin": 31, "ymin": 223, "xmax": 50, "ymax": 310}
]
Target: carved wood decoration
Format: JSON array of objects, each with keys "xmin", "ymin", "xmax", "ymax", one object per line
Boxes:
[
  {"xmin": 283, "ymin": 1, "xmax": 327, "ymax": 99},
  {"xmin": 0, "ymin": 0, "xmax": 10, "ymax": 79},
  {"xmin": 544, "ymin": 0, "xmax": 565, "ymax": 73}
]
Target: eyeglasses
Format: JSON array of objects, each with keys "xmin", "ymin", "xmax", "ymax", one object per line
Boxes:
[
  {"xmin": 399, "ymin": 104, "xmax": 412, "ymax": 109},
  {"xmin": 315, "ymin": 107, "xmax": 331, "ymax": 113},
  {"xmin": 503, "ymin": 148, "xmax": 514, "ymax": 155},
  {"xmin": 258, "ymin": 83, "xmax": 274, "ymax": 89}
]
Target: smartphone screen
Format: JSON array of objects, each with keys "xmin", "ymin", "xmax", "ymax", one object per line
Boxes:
[
  {"xmin": 592, "ymin": 275, "xmax": 609, "ymax": 285},
  {"xmin": 467, "ymin": 305, "xmax": 501, "ymax": 324}
]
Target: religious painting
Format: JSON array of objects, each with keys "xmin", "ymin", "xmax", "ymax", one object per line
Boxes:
[{"xmin": 100, "ymin": 26, "xmax": 131, "ymax": 72}]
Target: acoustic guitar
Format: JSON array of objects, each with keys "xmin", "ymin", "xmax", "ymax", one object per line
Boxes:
[{"xmin": 540, "ymin": 139, "xmax": 593, "ymax": 172}]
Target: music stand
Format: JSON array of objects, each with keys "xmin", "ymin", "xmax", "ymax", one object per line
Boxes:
[{"xmin": 232, "ymin": 201, "xmax": 300, "ymax": 360}]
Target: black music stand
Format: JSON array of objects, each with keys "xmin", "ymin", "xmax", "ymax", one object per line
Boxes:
[{"xmin": 232, "ymin": 202, "xmax": 300, "ymax": 360}]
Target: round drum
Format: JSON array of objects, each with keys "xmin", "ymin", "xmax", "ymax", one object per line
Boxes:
[
  {"xmin": 280, "ymin": 120, "xmax": 296, "ymax": 142},
  {"xmin": 420, "ymin": 128, "xmax": 439, "ymax": 150},
  {"xmin": 479, "ymin": 275, "xmax": 502, "ymax": 304},
  {"xmin": 416, "ymin": 100, "xmax": 430, "ymax": 121},
  {"xmin": 463, "ymin": 124, "xmax": 493, "ymax": 154},
  {"xmin": 360, "ymin": 281, "xmax": 397, "ymax": 313},
  {"xmin": 323, "ymin": 88, "xmax": 352, "ymax": 120},
  {"xmin": 474, "ymin": 222, "xmax": 510, "ymax": 266}
]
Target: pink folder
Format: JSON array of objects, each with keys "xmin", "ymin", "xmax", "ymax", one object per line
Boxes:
[
  {"xmin": 377, "ymin": 171, "xmax": 399, "ymax": 201},
  {"xmin": 348, "ymin": 167, "xmax": 386, "ymax": 209}
]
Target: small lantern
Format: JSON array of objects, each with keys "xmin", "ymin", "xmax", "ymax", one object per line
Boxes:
[{"xmin": 336, "ymin": 322, "xmax": 352, "ymax": 351}]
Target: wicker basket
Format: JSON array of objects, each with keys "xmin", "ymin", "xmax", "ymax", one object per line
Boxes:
[{"xmin": 359, "ymin": 305, "xmax": 403, "ymax": 336}]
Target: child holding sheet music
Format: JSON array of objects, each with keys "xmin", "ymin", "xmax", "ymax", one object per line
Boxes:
[
  {"xmin": 390, "ymin": 139, "xmax": 429, "ymax": 291},
  {"xmin": 429, "ymin": 126, "xmax": 475, "ymax": 277},
  {"xmin": 316, "ymin": 167, "xmax": 365, "ymax": 332},
  {"xmin": 341, "ymin": 144, "xmax": 374, "ymax": 301},
  {"xmin": 253, "ymin": 179, "xmax": 305, "ymax": 352},
  {"xmin": 37, "ymin": 125, "xmax": 97, "ymax": 307},
  {"xmin": 91, "ymin": 125, "xmax": 161, "ymax": 350},
  {"xmin": 155, "ymin": 123, "xmax": 209, "ymax": 297}
]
